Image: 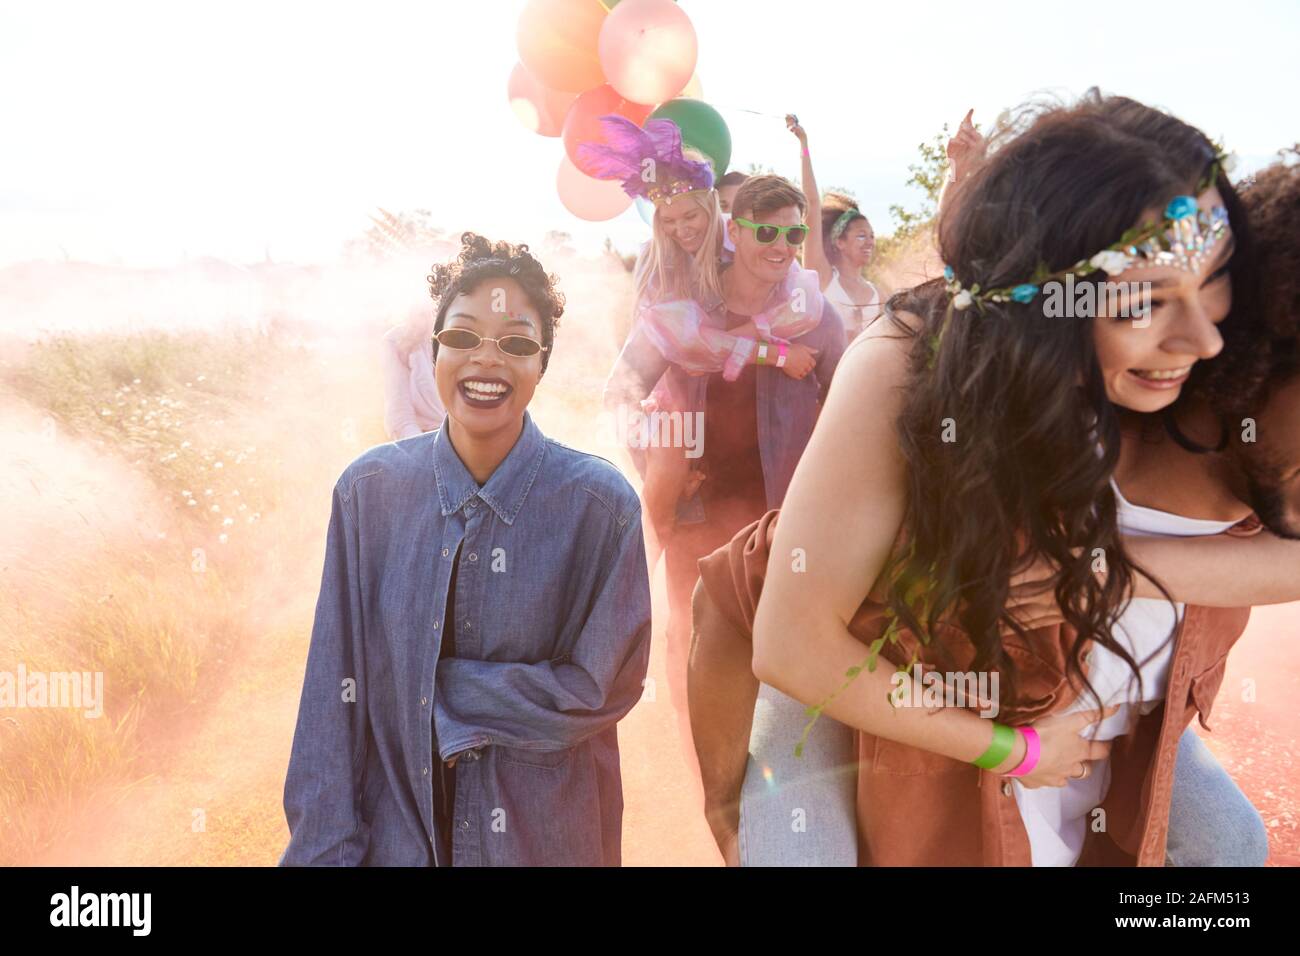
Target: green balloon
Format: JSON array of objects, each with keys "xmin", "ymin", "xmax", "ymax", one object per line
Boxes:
[{"xmin": 649, "ymin": 99, "xmax": 732, "ymax": 180}]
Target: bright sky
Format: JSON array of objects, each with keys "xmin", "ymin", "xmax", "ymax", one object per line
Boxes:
[{"xmin": 3, "ymin": 0, "xmax": 1297, "ymax": 266}]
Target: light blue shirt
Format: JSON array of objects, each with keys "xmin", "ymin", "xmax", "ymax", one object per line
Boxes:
[{"xmin": 280, "ymin": 411, "xmax": 651, "ymax": 865}]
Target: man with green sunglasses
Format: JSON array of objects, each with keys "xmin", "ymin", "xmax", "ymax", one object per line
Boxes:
[
  {"xmin": 604, "ymin": 173, "xmax": 847, "ymax": 771},
  {"xmin": 732, "ymin": 217, "xmax": 810, "ymax": 247}
]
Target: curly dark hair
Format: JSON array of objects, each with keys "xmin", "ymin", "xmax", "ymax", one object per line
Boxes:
[
  {"xmin": 426, "ymin": 232, "xmax": 566, "ymax": 373},
  {"xmin": 882, "ymin": 90, "xmax": 1255, "ymax": 712},
  {"xmin": 1240, "ymin": 149, "xmax": 1300, "ymax": 390}
]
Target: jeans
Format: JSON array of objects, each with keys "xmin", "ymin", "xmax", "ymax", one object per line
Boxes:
[
  {"xmin": 1165, "ymin": 728, "xmax": 1269, "ymax": 866},
  {"xmin": 738, "ymin": 683, "xmax": 859, "ymax": 867},
  {"xmin": 738, "ymin": 692, "xmax": 1268, "ymax": 867}
]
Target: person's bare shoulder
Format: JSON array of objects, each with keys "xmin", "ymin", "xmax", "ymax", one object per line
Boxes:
[{"xmin": 832, "ymin": 307, "xmax": 920, "ymax": 388}]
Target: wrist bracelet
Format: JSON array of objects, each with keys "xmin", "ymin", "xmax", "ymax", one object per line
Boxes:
[
  {"xmin": 1005, "ymin": 727, "xmax": 1041, "ymax": 777},
  {"xmin": 973, "ymin": 722, "xmax": 1015, "ymax": 770},
  {"xmin": 776, "ymin": 341, "xmax": 789, "ymax": 367},
  {"xmin": 756, "ymin": 340, "xmax": 769, "ymax": 365}
]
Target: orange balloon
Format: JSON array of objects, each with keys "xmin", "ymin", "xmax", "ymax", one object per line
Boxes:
[
  {"xmin": 517, "ymin": 0, "xmax": 608, "ymax": 94},
  {"xmin": 599, "ymin": 0, "xmax": 697, "ymax": 106},
  {"xmin": 557, "ymin": 155, "xmax": 633, "ymax": 222},
  {"xmin": 562, "ymin": 84, "xmax": 653, "ymax": 175},
  {"xmin": 507, "ymin": 62, "xmax": 578, "ymax": 137}
]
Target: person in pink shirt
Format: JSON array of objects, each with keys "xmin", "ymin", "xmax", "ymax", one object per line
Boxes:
[{"xmin": 381, "ymin": 302, "xmax": 446, "ymax": 440}]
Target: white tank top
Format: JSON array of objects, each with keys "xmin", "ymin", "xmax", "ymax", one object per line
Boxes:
[
  {"xmin": 1012, "ymin": 479, "xmax": 1240, "ymax": 866},
  {"xmin": 825, "ymin": 268, "xmax": 881, "ymax": 337}
]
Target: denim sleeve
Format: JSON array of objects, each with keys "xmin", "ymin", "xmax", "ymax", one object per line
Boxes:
[
  {"xmin": 279, "ymin": 480, "xmax": 371, "ymax": 866},
  {"xmin": 433, "ymin": 512, "xmax": 653, "ymax": 756},
  {"xmin": 602, "ymin": 321, "xmax": 669, "ymax": 411},
  {"xmin": 813, "ymin": 300, "xmax": 848, "ymax": 404}
]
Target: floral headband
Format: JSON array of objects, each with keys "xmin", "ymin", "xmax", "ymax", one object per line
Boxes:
[{"xmin": 941, "ymin": 149, "xmax": 1237, "ymax": 314}]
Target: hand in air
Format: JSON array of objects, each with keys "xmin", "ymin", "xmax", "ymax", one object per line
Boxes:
[
  {"xmin": 945, "ymin": 109, "xmax": 988, "ymax": 182},
  {"xmin": 785, "ymin": 113, "xmax": 807, "ymax": 145}
]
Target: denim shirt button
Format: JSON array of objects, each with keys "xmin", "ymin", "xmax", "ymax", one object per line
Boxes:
[
  {"xmin": 441, "ymin": 548, "xmax": 449, "ymax": 557},
  {"xmin": 421, "ymin": 696, "xmax": 427, "ymax": 706},
  {"xmin": 460, "ymin": 820, "xmax": 470, "ymax": 830},
  {"xmin": 468, "ymin": 552, "xmax": 478, "ymax": 562},
  {"xmin": 422, "ymin": 766, "xmax": 428, "ymax": 776}
]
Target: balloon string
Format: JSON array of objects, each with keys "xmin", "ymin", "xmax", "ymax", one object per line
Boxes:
[{"xmin": 710, "ymin": 104, "xmax": 790, "ymax": 121}]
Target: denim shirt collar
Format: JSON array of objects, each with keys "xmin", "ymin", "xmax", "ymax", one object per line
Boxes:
[{"xmin": 432, "ymin": 411, "xmax": 547, "ymax": 525}]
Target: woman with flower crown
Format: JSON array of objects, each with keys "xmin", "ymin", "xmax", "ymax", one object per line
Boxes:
[{"xmin": 688, "ymin": 90, "xmax": 1300, "ymax": 866}]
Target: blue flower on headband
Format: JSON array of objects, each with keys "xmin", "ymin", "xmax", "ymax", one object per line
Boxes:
[
  {"xmin": 1165, "ymin": 195, "xmax": 1198, "ymax": 220},
  {"xmin": 1011, "ymin": 284, "xmax": 1040, "ymax": 304},
  {"xmin": 943, "ymin": 265, "xmax": 954, "ymax": 281}
]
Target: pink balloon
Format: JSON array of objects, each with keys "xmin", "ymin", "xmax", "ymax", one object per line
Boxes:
[
  {"xmin": 599, "ymin": 0, "xmax": 698, "ymax": 106},
  {"xmin": 556, "ymin": 155, "xmax": 633, "ymax": 222},
  {"xmin": 562, "ymin": 83, "xmax": 653, "ymax": 175},
  {"xmin": 507, "ymin": 62, "xmax": 577, "ymax": 138}
]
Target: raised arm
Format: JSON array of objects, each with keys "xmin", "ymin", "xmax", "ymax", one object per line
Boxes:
[
  {"xmin": 280, "ymin": 479, "xmax": 371, "ymax": 866},
  {"xmin": 937, "ymin": 109, "xmax": 987, "ymax": 216},
  {"xmin": 786, "ymin": 114, "xmax": 833, "ymax": 288},
  {"xmin": 432, "ymin": 507, "xmax": 652, "ymax": 757}
]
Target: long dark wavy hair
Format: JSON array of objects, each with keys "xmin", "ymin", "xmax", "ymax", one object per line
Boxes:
[{"xmin": 883, "ymin": 90, "xmax": 1257, "ymax": 711}]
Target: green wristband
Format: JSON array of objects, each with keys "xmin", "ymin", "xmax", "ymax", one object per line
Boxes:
[
  {"xmin": 756, "ymin": 340, "xmax": 768, "ymax": 365},
  {"xmin": 973, "ymin": 722, "xmax": 1015, "ymax": 770}
]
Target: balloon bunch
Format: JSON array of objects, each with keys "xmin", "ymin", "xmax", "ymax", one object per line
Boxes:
[{"xmin": 507, "ymin": 0, "xmax": 731, "ymax": 222}]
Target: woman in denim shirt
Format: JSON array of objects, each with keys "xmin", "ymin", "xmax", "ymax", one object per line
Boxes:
[{"xmin": 280, "ymin": 233, "xmax": 652, "ymax": 866}]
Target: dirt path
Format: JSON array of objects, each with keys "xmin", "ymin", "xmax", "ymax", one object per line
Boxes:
[
  {"xmin": 36, "ymin": 574, "xmax": 1297, "ymax": 867},
  {"xmin": 18, "ymin": 332, "xmax": 1297, "ymax": 868}
]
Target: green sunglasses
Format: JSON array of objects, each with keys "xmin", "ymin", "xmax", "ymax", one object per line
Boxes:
[{"xmin": 733, "ymin": 217, "xmax": 810, "ymax": 246}]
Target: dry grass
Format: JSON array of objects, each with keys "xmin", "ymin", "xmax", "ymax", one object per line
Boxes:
[
  {"xmin": 0, "ymin": 241, "xmax": 917, "ymax": 865},
  {"xmin": 0, "ymin": 325, "xmax": 349, "ymax": 863}
]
